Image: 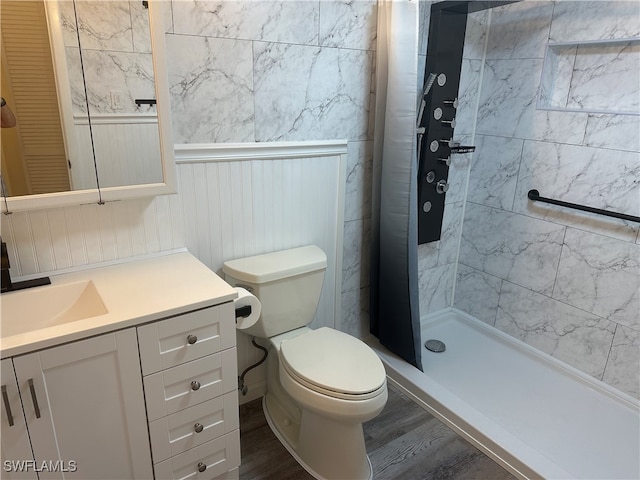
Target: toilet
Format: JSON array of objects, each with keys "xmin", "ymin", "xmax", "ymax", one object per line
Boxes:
[{"xmin": 223, "ymin": 245, "xmax": 388, "ymax": 480}]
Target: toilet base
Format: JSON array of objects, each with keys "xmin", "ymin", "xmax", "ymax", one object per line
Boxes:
[{"xmin": 262, "ymin": 395, "xmax": 373, "ymax": 480}]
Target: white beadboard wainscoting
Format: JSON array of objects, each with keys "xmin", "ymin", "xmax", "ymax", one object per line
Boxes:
[
  {"xmin": 73, "ymin": 114, "xmax": 163, "ymax": 190},
  {"xmin": 1, "ymin": 140, "xmax": 348, "ymax": 403},
  {"xmin": 175, "ymin": 141, "xmax": 347, "ymax": 402}
]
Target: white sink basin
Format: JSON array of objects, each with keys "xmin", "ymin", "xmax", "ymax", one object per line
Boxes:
[{"xmin": 1, "ymin": 280, "xmax": 108, "ymax": 337}]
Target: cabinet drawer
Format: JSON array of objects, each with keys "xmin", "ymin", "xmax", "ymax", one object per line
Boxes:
[
  {"xmin": 149, "ymin": 391, "xmax": 239, "ymax": 463},
  {"xmin": 153, "ymin": 430, "xmax": 240, "ymax": 480},
  {"xmin": 138, "ymin": 303, "xmax": 235, "ymax": 375},
  {"xmin": 144, "ymin": 348, "xmax": 237, "ymax": 422}
]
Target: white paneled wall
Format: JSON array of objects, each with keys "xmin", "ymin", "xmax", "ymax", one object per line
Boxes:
[
  {"xmin": 1, "ymin": 198, "xmax": 176, "ymax": 274},
  {"xmin": 73, "ymin": 114, "xmax": 163, "ymax": 190},
  {"xmin": 1, "ymin": 140, "xmax": 347, "ymax": 403},
  {"xmin": 173, "ymin": 142, "xmax": 346, "ymax": 336}
]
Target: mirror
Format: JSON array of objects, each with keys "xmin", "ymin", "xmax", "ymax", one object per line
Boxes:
[
  {"xmin": 1, "ymin": 0, "xmax": 96, "ymax": 196},
  {"xmin": 0, "ymin": 0, "xmax": 175, "ymax": 212}
]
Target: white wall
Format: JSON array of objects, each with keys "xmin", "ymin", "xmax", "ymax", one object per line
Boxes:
[{"xmin": 72, "ymin": 115, "xmax": 163, "ymax": 190}]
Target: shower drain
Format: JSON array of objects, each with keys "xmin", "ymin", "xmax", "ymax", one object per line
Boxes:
[{"xmin": 425, "ymin": 339, "xmax": 446, "ymax": 353}]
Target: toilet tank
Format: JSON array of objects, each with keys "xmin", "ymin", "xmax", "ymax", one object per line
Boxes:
[{"xmin": 222, "ymin": 245, "xmax": 327, "ymax": 338}]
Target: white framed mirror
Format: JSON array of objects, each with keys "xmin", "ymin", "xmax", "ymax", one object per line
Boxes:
[{"xmin": 0, "ymin": 0, "xmax": 176, "ymax": 213}]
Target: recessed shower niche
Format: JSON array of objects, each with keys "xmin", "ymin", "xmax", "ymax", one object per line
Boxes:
[{"xmin": 538, "ymin": 38, "xmax": 640, "ymax": 115}]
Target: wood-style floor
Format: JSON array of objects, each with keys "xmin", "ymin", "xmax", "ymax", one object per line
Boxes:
[{"xmin": 238, "ymin": 383, "xmax": 517, "ymax": 479}]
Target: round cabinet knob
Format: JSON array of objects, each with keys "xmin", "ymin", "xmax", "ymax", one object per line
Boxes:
[
  {"xmin": 433, "ymin": 107, "xmax": 443, "ymax": 120},
  {"xmin": 194, "ymin": 423, "xmax": 204, "ymax": 433},
  {"xmin": 197, "ymin": 462, "xmax": 207, "ymax": 473},
  {"xmin": 436, "ymin": 180, "xmax": 449, "ymax": 194},
  {"xmin": 187, "ymin": 334, "xmax": 197, "ymax": 345},
  {"xmin": 191, "ymin": 380, "xmax": 201, "ymax": 391}
]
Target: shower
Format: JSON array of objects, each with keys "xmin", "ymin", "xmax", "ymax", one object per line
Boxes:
[{"xmin": 370, "ymin": 1, "xmax": 640, "ymax": 478}]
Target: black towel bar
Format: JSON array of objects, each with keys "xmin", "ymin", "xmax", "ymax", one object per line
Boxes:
[{"xmin": 527, "ymin": 190, "xmax": 640, "ymax": 223}]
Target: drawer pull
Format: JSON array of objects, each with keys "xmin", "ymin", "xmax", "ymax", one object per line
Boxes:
[
  {"xmin": 2, "ymin": 385, "xmax": 14, "ymax": 426},
  {"xmin": 187, "ymin": 334, "xmax": 198, "ymax": 345},
  {"xmin": 197, "ymin": 462, "xmax": 207, "ymax": 473},
  {"xmin": 194, "ymin": 422, "xmax": 204, "ymax": 433},
  {"xmin": 190, "ymin": 380, "xmax": 201, "ymax": 391}
]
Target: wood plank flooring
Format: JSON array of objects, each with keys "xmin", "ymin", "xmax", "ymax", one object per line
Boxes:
[{"xmin": 238, "ymin": 383, "xmax": 517, "ymax": 479}]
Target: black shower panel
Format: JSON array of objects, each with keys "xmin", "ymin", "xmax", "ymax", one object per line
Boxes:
[
  {"xmin": 417, "ymin": 5, "xmax": 467, "ymax": 244},
  {"xmin": 417, "ymin": 1, "xmax": 517, "ymax": 244}
]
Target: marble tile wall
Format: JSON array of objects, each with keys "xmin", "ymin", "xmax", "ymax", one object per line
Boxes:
[
  {"xmin": 540, "ymin": 40, "xmax": 640, "ymax": 114},
  {"xmin": 60, "ymin": 1, "xmax": 155, "ymax": 114},
  {"xmin": 416, "ymin": 4, "xmax": 488, "ymax": 315},
  {"xmin": 453, "ymin": 1, "xmax": 640, "ymax": 399},
  {"xmin": 161, "ymin": 0, "xmax": 378, "ymax": 339}
]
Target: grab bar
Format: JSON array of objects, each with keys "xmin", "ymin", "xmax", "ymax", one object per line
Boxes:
[{"xmin": 527, "ymin": 189, "xmax": 640, "ymax": 223}]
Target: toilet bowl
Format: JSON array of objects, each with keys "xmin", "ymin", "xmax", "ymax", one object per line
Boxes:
[
  {"xmin": 223, "ymin": 246, "xmax": 388, "ymax": 480},
  {"xmin": 273, "ymin": 327, "xmax": 387, "ymax": 479}
]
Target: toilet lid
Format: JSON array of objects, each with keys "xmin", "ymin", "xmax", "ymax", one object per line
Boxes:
[{"xmin": 279, "ymin": 327, "xmax": 386, "ymax": 397}]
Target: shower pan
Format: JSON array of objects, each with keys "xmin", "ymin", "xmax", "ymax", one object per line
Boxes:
[{"xmin": 369, "ymin": 308, "xmax": 640, "ymax": 479}]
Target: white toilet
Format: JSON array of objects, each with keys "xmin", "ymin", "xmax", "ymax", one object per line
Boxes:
[{"xmin": 223, "ymin": 245, "xmax": 388, "ymax": 480}]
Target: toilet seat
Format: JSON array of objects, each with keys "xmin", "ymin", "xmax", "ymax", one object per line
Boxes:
[{"xmin": 279, "ymin": 327, "xmax": 386, "ymax": 401}]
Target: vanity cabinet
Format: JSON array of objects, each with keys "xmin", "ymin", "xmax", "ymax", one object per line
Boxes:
[
  {"xmin": 0, "ymin": 252, "xmax": 240, "ymax": 480},
  {"xmin": 11, "ymin": 328, "xmax": 153, "ymax": 480},
  {"xmin": 138, "ymin": 304, "xmax": 240, "ymax": 480}
]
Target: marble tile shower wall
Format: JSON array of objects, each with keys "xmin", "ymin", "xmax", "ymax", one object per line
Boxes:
[
  {"xmin": 163, "ymin": 0, "xmax": 377, "ymax": 339},
  {"xmin": 453, "ymin": 1, "xmax": 640, "ymax": 399},
  {"xmin": 416, "ymin": 3, "xmax": 488, "ymax": 315},
  {"xmin": 60, "ymin": 1, "xmax": 155, "ymax": 113}
]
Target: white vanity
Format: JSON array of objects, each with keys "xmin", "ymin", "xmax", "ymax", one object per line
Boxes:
[{"xmin": 0, "ymin": 251, "xmax": 240, "ymax": 480}]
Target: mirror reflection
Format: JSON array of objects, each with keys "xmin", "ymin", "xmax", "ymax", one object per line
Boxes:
[
  {"xmin": 1, "ymin": 0, "xmax": 164, "ymax": 199},
  {"xmin": 1, "ymin": 0, "xmax": 92, "ymax": 196}
]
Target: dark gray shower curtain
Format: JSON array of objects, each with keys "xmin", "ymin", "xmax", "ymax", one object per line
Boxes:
[{"xmin": 370, "ymin": 0, "xmax": 422, "ymax": 369}]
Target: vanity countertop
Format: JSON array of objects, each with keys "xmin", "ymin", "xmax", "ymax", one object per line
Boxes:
[{"xmin": 0, "ymin": 250, "xmax": 237, "ymax": 358}]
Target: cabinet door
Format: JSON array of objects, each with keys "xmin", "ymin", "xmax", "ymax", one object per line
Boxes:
[
  {"xmin": 1, "ymin": 359, "xmax": 37, "ymax": 480},
  {"xmin": 13, "ymin": 328, "xmax": 153, "ymax": 480}
]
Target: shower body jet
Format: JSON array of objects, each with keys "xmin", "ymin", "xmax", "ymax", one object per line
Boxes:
[{"xmin": 417, "ymin": 72, "xmax": 438, "ymax": 156}]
